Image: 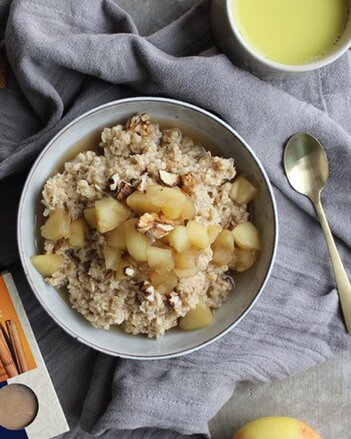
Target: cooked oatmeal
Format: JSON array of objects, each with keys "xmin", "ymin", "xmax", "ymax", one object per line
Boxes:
[{"xmin": 32, "ymin": 113, "xmax": 261, "ymax": 338}]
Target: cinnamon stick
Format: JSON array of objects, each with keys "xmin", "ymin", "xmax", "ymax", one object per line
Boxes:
[
  {"xmin": 0, "ymin": 326, "xmax": 18, "ymax": 377},
  {"xmin": 0, "ymin": 358, "xmax": 7, "ymax": 380},
  {"xmin": 6, "ymin": 320, "xmax": 29, "ymax": 374}
]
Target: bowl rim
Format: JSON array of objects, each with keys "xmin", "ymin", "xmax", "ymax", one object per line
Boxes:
[
  {"xmin": 17, "ymin": 96, "xmax": 279, "ymax": 360},
  {"xmin": 225, "ymin": 0, "xmax": 351, "ymax": 73}
]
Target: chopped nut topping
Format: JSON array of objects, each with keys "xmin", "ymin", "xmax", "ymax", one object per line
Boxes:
[
  {"xmin": 108, "ymin": 174, "xmax": 119, "ymax": 191},
  {"xmin": 159, "ymin": 170, "xmax": 180, "ymax": 187},
  {"xmin": 181, "ymin": 173, "xmax": 196, "ymax": 189},
  {"xmin": 116, "ymin": 181, "xmax": 134, "ymax": 200},
  {"xmin": 140, "ymin": 281, "xmax": 155, "ymax": 302},
  {"xmin": 136, "ymin": 174, "xmax": 149, "ymax": 192},
  {"xmin": 124, "ymin": 266, "xmax": 136, "ymax": 277},
  {"xmin": 136, "ymin": 213, "xmax": 175, "ymax": 240}
]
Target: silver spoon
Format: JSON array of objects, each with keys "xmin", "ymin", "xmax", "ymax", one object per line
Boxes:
[{"xmin": 284, "ymin": 133, "xmax": 351, "ymax": 333}]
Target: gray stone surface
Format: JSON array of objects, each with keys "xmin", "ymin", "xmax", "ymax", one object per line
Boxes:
[{"xmin": 113, "ymin": 1, "xmax": 351, "ymax": 438}]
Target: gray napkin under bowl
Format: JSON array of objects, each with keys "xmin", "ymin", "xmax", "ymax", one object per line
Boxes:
[{"xmin": 1, "ymin": 0, "xmax": 351, "ymax": 438}]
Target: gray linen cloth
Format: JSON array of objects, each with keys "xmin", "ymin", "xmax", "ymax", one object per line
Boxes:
[{"xmin": 1, "ymin": 0, "xmax": 351, "ymax": 437}]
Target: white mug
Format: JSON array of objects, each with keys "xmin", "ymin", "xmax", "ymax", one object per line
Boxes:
[{"xmin": 211, "ymin": 0, "xmax": 351, "ymax": 73}]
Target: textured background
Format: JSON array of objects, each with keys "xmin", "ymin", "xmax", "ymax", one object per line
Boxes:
[{"xmin": 113, "ymin": 1, "xmax": 351, "ymax": 438}]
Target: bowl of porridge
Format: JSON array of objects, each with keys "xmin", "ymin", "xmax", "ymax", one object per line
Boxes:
[{"xmin": 18, "ymin": 97, "xmax": 278, "ymax": 359}]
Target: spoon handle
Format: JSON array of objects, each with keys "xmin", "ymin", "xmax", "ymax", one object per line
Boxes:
[{"xmin": 314, "ymin": 196, "xmax": 351, "ymax": 334}]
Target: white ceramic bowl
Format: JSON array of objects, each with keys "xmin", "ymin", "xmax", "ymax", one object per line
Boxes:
[
  {"xmin": 18, "ymin": 97, "xmax": 278, "ymax": 359},
  {"xmin": 211, "ymin": 0, "xmax": 351, "ymax": 73}
]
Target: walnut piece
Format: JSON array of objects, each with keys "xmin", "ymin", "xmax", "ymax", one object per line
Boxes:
[
  {"xmin": 108, "ymin": 173, "xmax": 119, "ymax": 191},
  {"xmin": 181, "ymin": 173, "xmax": 196, "ymax": 189},
  {"xmin": 136, "ymin": 213, "xmax": 175, "ymax": 240},
  {"xmin": 116, "ymin": 181, "xmax": 134, "ymax": 200},
  {"xmin": 140, "ymin": 281, "xmax": 155, "ymax": 302},
  {"xmin": 159, "ymin": 170, "xmax": 180, "ymax": 187},
  {"xmin": 124, "ymin": 266, "xmax": 136, "ymax": 277}
]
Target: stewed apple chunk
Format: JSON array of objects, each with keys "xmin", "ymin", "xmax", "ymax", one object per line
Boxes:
[
  {"xmin": 106, "ymin": 223, "xmax": 127, "ymax": 250},
  {"xmin": 68, "ymin": 218, "xmax": 86, "ymax": 248},
  {"xmin": 125, "ymin": 219, "xmax": 151, "ymax": 262},
  {"xmin": 230, "ymin": 176, "xmax": 258, "ymax": 205},
  {"xmin": 95, "ymin": 197, "xmax": 130, "ymax": 233},
  {"xmin": 186, "ymin": 221, "xmax": 209, "ymax": 249},
  {"xmin": 174, "ymin": 266, "xmax": 200, "ymax": 279},
  {"xmin": 213, "ymin": 229, "xmax": 234, "ymax": 252},
  {"xmin": 179, "ymin": 301, "xmax": 213, "ymax": 330},
  {"xmin": 150, "ymin": 270, "xmax": 178, "ymax": 293},
  {"xmin": 83, "ymin": 207, "xmax": 97, "ymax": 229},
  {"xmin": 31, "ymin": 254, "xmax": 63, "ymax": 277},
  {"xmin": 147, "ymin": 185, "xmax": 187, "ymax": 209},
  {"xmin": 179, "ymin": 195, "xmax": 196, "ymax": 220},
  {"xmin": 103, "ymin": 245, "xmax": 121, "ymax": 271},
  {"xmin": 230, "ymin": 249, "xmax": 257, "ymax": 272},
  {"xmin": 207, "ymin": 224, "xmax": 222, "ymax": 244},
  {"xmin": 232, "ymin": 221, "xmax": 261, "ymax": 250},
  {"xmin": 126, "ymin": 191, "xmax": 161, "ymax": 215},
  {"xmin": 167, "ymin": 226, "xmax": 191, "ymax": 253},
  {"xmin": 147, "ymin": 247, "xmax": 175, "ymax": 273},
  {"xmin": 175, "ymin": 250, "xmax": 196, "ymax": 269},
  {"xmin": 212, "ymin": 247, "xmax": 233, "ymax": 267},
  {"xmin": 41, "ymin": 208, "xmax": 71, "ymax": 240}
]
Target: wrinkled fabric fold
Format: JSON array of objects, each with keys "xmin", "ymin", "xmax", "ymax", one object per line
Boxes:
[{"xmin": 1, "ymin": 0, "xmax": 351, "ymax": 438}]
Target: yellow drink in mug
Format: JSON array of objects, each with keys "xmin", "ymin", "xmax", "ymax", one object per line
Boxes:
[{"xmin": 231, "ymin": 0, "xmax": 350, "ymax": 65}]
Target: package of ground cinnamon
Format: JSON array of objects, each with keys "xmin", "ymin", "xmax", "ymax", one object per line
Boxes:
[{"xmin": 0, "ymin": 272, "xmax": 69, "ymax": 438}]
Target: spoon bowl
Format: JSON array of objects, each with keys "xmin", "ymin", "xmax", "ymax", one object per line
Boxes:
[{"xmin": 284, "ymin": 133, "xmax": 329, "ymax": 201}]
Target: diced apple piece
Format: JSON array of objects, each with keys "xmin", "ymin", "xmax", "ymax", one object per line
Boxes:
[
  {"xmin": 213, "ymin": 229, "xmax": 234, "ymax": 252},
  {"xmin": 174, "ymin": 266, "xmax": 200, "ymax": 279},
  {"xmin": 230, "ymin": 249, "xmax": 257, "ymax": 272},
  {"xmin": 84, "ymin": 207, "xmax": 97, "ymax": 229},
  {"xmin": 180, "ymin": 196, "xmax": 196, "ymax": 220},
  {"xmin": 68, "ymin": 218, "xmax": 86, "ymax": 248},
  {"xmin": 150, "ymin": 271, "xmax": 178, "ymax": 293},
  {"xmin": 230, "ymin": 176, "xmax": 258, "ymax": 204},
  {"xmin": 175, "ymin": 250, "xmax": 196, "ymax": 269},
  {"xmin": 95, "ymin": 197, "xmax": 130, "ymax": 233},
  {"xmin": 126, "ymin": 191, "xmax": 161, "ymax": 214},
  {"xmin": 103, "ymin": 245, "xmax": 121, "ymax": 271},
  {"xmin": 106, "ymin": 223, "xmax": 127, "ymax": 250},
  {"xmin": 161, "ymin": 205, "xmax": 183, "ymax": 220},
  {"xmin": 186, "ymin": 221, "xmax": 209, "ymax": 249},
  {"xmin": 148, "ymin": 185, "xmax": 187, "ymax": 209},
  {"xmin": 232, "ymin": 221, "xmax": 261, "ymax": 250},
  {"xmin": 125, "ymin": 219, "xmax": 151, "ymax": 262},
  {"xmin": 147, "ymin": 247, "xmax": 175, "ymax": 273},
  {"xmin": 167, "ymin": 226, "xmax": 191, "ymax": 253},
  {"xmin": 31, "ymin": 254, "xmax": 63, "ymax": 277},
  {"xmin": 41, "ymin": 208, "xmax": 71, "ymax": 240},
  {"xmin": 207, "ymin": 224, "xmax": 222, "ymax": 244},
  {"xmin": 212, "ymin": 247, "xmax": 232, "ymax": 266},
  {"xmin": 179, "ymin": 301, "xmax": 214, "ymax": 330}
]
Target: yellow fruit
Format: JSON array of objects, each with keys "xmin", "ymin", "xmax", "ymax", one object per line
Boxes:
[
  {"xmin": 213, "ymin": 229, "xmax": 234, "ymax": 252},
  {"xmin": 106, "ymin": 222, "xmax": 127, "ymax": 250},
  {"xmin": 230, "ymin": 176, "xmax": 258, "ymax": 205},
  {"xmin": 175, "ymin": 250, "xmax": 196, "ymax": 269},
  {"xmin": 186, "ymin": 221, "xmax": 209, "ymax": 249},
  {"xmin": 148, "ymin": 185, "xmax": 187, "ymax": 209},
  {"xmin": 179, "ymin": 301, "xmax": 213, "ymax": 330},
  {"xmin": 68, "ymin": 218, "xmax": 86, "ymax": 248},
  {"xmin": 212, "ymin": 247, "xmax": 233, "ymax": 266},
  {"xmin": 95, "ymin": 197, "xmax": 130, "ymax": 233},
  {"xmin": 232, "ymin": 221, "xmax": 261, "ymax": 250},
  {"xmin": 230, "ymin": 249, "xmax": 257, "ymax": 272},
  {"xmin": 174, "ymin": 266, "xmax": 200, "ymax": 279},
  {"xmin": 84, "ymin": 207, "xmax": 97, "ymax": 229},
  {"xmin": 150, "ymin": 271, "xmax": 178, "ymax": 293},
  {"xmin": 31, "ymin": 254, "xmax": 63, "ymax": 276},
  {"xmin": 41, "ymin": 208, "xmax": 71, "ymax": 240},
  {"xmin": 125, "ymin": 219, "xmax": 151, "ymax": 262},
  {"xmin": 232, "ymin": 417, "xmax": 322, "ymax": 439},
  {"xmin": 208, "ymin": 224, "xmax": 222, "ymax": 244},
  {"xmin": 147, "ymin": 247, "xmax": 175, "ymax": 273},
  {"xmin": 126, "ymin": 191, "xmax": 161, "ymax": 214},
  {"xmin": 162, "ymin": 205, "xmax": 183, "ymax": 220},
  {"xmin": 103, "ymin": 245, "xmax": 121, "ymax": 271},
  {"xmin": 180, "ymin": 196, "xmax": 196, "ymax": 220},
  {"xmin": 167, "ymin": 226, "xmax": 191, "ymax": 253}
]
